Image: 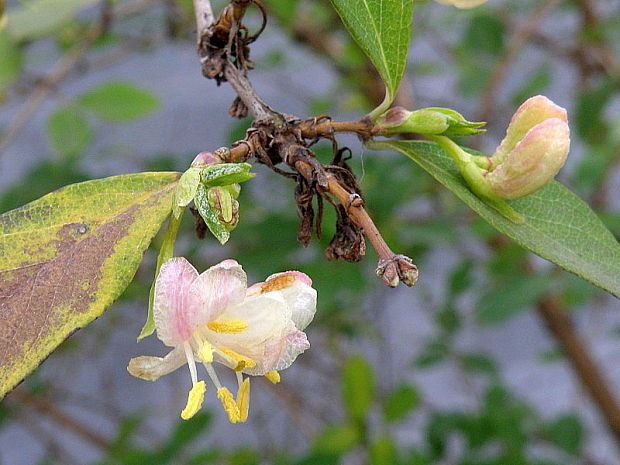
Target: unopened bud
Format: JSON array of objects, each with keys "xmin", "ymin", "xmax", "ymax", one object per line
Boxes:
[
  {"xmin": 397, "ymin": 257, "xmax": 419, "ymax": 287},
  {"xmin": 484, "ymin": 95, "xmax": 570, "ymax": 199},
  {"xmin": 377, "ymin": 261, "xmax": 400, "ymax": 288},
  {"xmin": 191, "ymin": 151, "xmax": 221, "ymax": 167},
  {"xmin": 376, "ymin": 106, "xmax": 485, "ymax": 137},
  {"xmin": 376, "ymin": 255, "xmax": 419, "ymax": 288},
  {"xmin": 207, "ymin": 187, "xmax": 239, "ymax": 231}
]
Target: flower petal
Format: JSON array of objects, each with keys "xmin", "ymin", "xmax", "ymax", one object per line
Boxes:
[
  {"xmin": 188, "ymin": 259, "xmax": 247, "ymax": 324},
  {"xmin": 153, "ymin": 257, "xmax": 199, "ymax": 346},
  {"xmin": 493, "ymin": 96, "xmax": 567, "ymax": 166},
  {"xmin": 273, "ymin": 329, "xmax": 310, "ymax": 372},
  {"xmin": 487, "ymin": 118, "xmax": 570, "ymax": 199},
  {"xmin": 204, "ymin": 293, "xmax": 291, "ymax": 375},
  {"xmin": 251, "ymin": 271, "xmax": 317, "ymax": 330},
  {"xmin": 127, "ymin": 346, "xmax": 187, "ymax": 381}
]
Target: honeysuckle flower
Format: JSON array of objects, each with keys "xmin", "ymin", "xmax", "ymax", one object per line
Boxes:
[
  {"xmin": 481, "ymin": 95, "xmax": 570, "ymax": 199},
  {"xmin": 128, "ymin": 258, "xmax": 317, "ymax": 423},
  {"xmin": 434, "ymin": 0, "xmax": 487, "ymax": 8}
]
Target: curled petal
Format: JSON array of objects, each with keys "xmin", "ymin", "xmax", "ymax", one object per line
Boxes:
[
  {"xmin": 486, "ymin": 118, "xmax": 570, "ymax": 199},
  {"xmin": 153, "ymin": 258, "xmax": 199, "ymax": 346},
  {"xmin": 493, "ymin": 95, "xmax": 567, "ymax": 166},
  {"xmin": 273, "ymin": 329, "xmax": 310, "ymax": 372},
  {"xmin": 127, "ymin": 346, "xmax": 187, "ymax": 381},
  {"xmin": 251, "ymin": 271, "xmax": 317, "ymax": 330},
  {"xmin": 188, "ymin": 259, "xmax": 247, "ymax": 324}
]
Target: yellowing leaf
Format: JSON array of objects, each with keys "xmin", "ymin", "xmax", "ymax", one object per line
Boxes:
[{"xmin": 0, "ymin": 172, "xmax": 180, "ymax": 398}]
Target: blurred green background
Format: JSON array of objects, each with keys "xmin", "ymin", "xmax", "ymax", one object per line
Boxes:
[{"xmin": 1, "ymin": 0, "xmax": 619, "ymax": 463}]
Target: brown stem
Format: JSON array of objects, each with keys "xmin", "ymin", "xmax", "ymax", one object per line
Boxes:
[
  {"xmin": 291, "ymin": 154, "xmax": 417, "ymax": 288},
  {"xmin": 223, "ymin": 65, "xmax": 280, "ymax": 122},
  {"xmin": 538, "ymin": 296, "xmax": 620, "ymax": 447}
]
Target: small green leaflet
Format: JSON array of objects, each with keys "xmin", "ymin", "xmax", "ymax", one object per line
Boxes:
[
  {"xmin": 370, "ymin": 140, "xmax": 620, "ymax": 298},
  {"xmin": 201, "ymin": 163, "xmax": 255, "ymax": 186},
  {"xmin": 195, "ymin": 183, "xmax": 230, "ymax": 245},
  {"xmin": 328, "ymin": 0, "xmax": 414, "ymax": 118},
  {"xmin": 77, "ymin": 81, "xmax": 160, "ymax": 122},
  {"xmin": 173, "ymin": 167, "xmax": 202, "ymax": 218}
]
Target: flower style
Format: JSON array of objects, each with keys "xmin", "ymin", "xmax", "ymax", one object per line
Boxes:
[
  {"xmin": 128, "ymin": 258, "xmax": 317, "ymax": 423},
  {"xmin": 482, "ymin": 95, "xmax": 570, "ymax": 199}
]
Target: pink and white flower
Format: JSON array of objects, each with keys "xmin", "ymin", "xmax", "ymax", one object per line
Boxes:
[
  {"xmin": 128, "ymin": 258, "xmax": 316, "ymax": 423},
  {"xmin": 483, "ymin": 95, "xmax": 570, "ymax": 199}
]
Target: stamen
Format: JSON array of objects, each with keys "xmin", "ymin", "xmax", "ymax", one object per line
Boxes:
[
  {"xmin": 265, "ymin": 371, "xmax": 281, "ymax": 384},
  {"xmin": 218, "ymin": 347, "xmax": 257, "ymax": 371},
  {"xmin": 217, "ymin": 387, "xmax": 241, "ymax": 423},
  {"xmin": 204, "ymin": 363, "xmax": 223, "ymax": 390},
  {"xmin": 207, "ymin": 320, "xmax": 249, "ymax": 334},
  {"xmin": 183, "ymin": 341, "xmax": 198, "ymax": 385},
  {"xmin": 181, "ymin": 381, "xmax": 206, "ymax": 420},
  {"xmin": 236, "ymin": 377, "xmax": 251, "ymax": 423}
]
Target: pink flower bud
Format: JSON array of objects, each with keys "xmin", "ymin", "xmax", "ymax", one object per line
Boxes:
[
  {"xmin": 484, "ymin": 96, "xmax": 570, "ymax": 199},
  {"xmin": 191, "ymin": 151, "xmax": 221, "ymax": 167}
]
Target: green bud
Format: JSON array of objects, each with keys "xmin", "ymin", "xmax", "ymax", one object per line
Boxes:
[
  {"xmin": 376, "ymin": 106, "xmax": 485, "ymax": 137},
  {"xmin": 207, "ymin": 187, "xmax": 239, "ymax": 231}
]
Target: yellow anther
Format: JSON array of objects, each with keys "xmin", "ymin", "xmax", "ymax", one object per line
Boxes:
[
  {"xmin": 236, "ymin": 378, "xmax": 251, "ymax": 423},
  {"xmin": 181, "ymin": 381, "xmax": 206, "ymax": 420},
  {"xmin": 265, "ymin": 371, "xmax": 281, "ymax": 384},
  {"xmin": 217, "ymin": 387, "xmax": 240, "ymax": 423},
  {"xmin": 207, "ymin": 320, "xmax": 249, "ymax": 334},
  {"xmin": 219, "ymin": 347, "xmax": 257, "ymax": 371},
  {"xmin": 197, "ymin": 340, "xmax": 215, "ymax": 364}
]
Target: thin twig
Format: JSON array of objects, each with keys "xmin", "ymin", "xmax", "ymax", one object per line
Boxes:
[
  {"xmin": 192, "ymin": 0, "xmax": 215, "ymax": 43},
  {"xmin": 8, "ymin": 390, "xmax": 111, "ymax": 450},
  {"xmin": 537, "ymin": 295, "xmax": 620, "ymax": 449}
]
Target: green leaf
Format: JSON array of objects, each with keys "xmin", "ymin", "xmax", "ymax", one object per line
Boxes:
[
  {"xmin": 201, "ymin": 163, "xmax": 255, "ymax": 187},
  {"xmin": 547, "ymin": 414, "xmax": 583, "ymax": 455},
  {"xmin": 414, "ymin": 339, "xmax": 448, "ymax": 368},
  {"xmin": 6, "ymin": 0, "xmax": 98, "ymax": 41},
  {"xmin": 0, "ymin": 30, "xmax": 22, "ymax": 97},
  {"xmin": 77, "ymin": 82, "xmax": 160, "ymax": 121},
  {"xmin": 384, "ymin": 384, "xmax": 420, "ymax": 422},
  {"xmin": 342, "ymin": 355, "xmax": 375, "ymax": 421},
  {"xmin": 0, "ymin": 172, "xmax": 180, "ymax": 398},
  {"xmin": 328, "ymin": 0, "xmax": 414, "ymax": 117},
  {"xmin": 371, "ymin": 140, "xmax": 620, "ymax": 298},
  {"xmin": 47, "ymin": 106, "xmax": 92, "ymax": 156},
  {"xmin": 194, "ymin": 183, "xmax": 229, "ymax": 244},
  {"xmin": 173, "ymin": 167, "xmax": 202, "ymax": 217},
  {"xmin": 369, "ymin": 436, "xmax": 397, "ymax": 465},
  {"xmin": 312, "ymin": 423, "xmax": 360, "ymax": 454}
]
